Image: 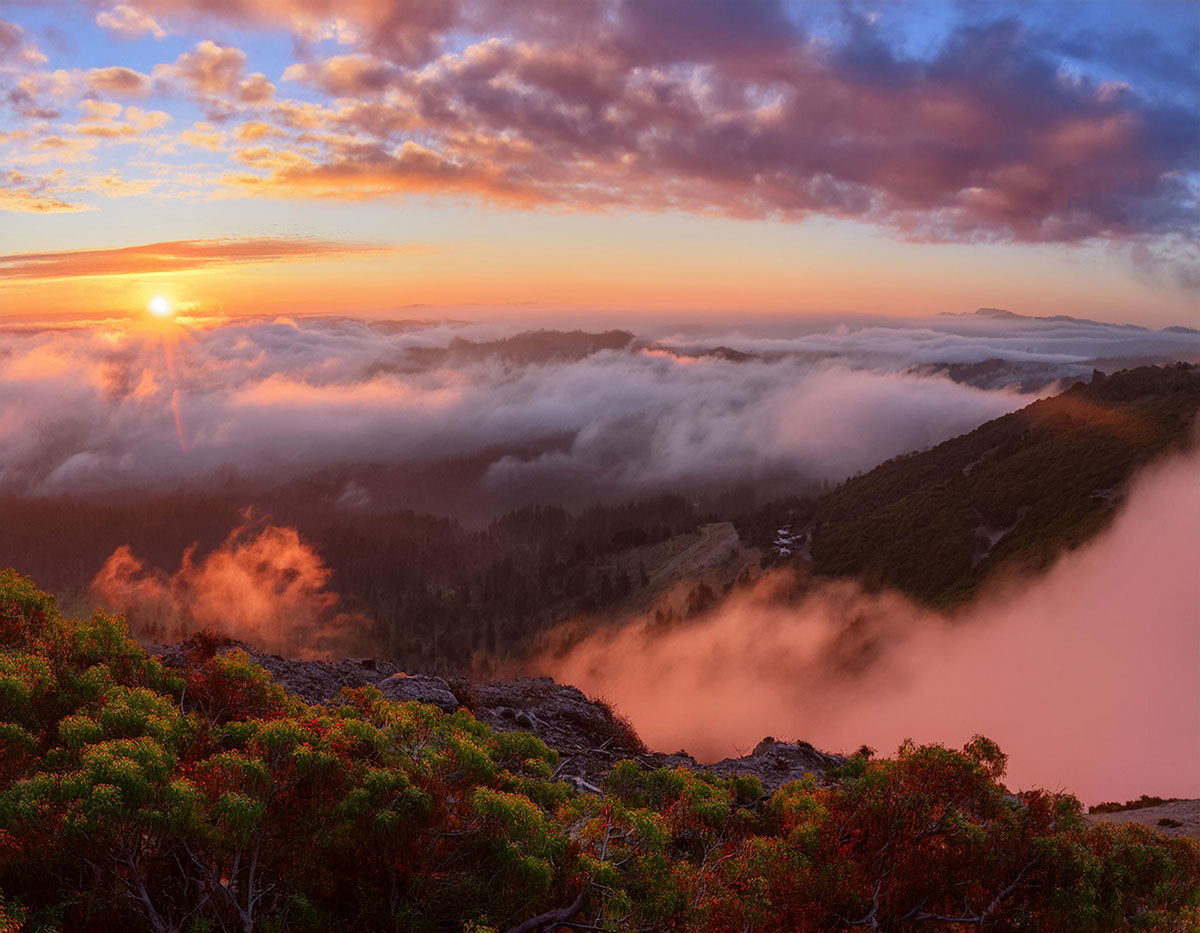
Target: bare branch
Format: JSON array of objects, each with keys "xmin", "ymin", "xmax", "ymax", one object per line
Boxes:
[{"xmin": 505, "ymin": 886, "xmax": 587, "ymax": 933}]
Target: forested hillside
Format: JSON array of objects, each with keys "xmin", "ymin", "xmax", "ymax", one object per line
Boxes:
[
  {"xmin": 0, "ymin": 572, "xmax": 1196, "ymax": 932},
  {"xmin": 802, "ymin": 363, "xmax": 1200, "ymax": 604},
  {"xmin": 0, "ymin": 492, "xmax": 713, "ymax": 670}
]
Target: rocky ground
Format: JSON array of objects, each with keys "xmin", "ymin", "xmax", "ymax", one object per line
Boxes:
[
  {"xmin": 149, "ymin": 637, "xmax": 1200, "ymax": 836},
  {"xmin": 150, "ymin": 636, "xmax": 844, "ymax": 792},
  {"xmin": 1086, "ymin": 800, "xmax": 1200, "ymax": 841}
]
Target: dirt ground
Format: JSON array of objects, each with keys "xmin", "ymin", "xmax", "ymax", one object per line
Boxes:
[{"xmin": 1085, "ymin": 799, "xmax": 1200, "ymax": 840}]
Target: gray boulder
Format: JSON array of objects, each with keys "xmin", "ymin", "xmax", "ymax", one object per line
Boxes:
[{"xmin": 377, "ymin": 673, "xmax": 460, "ymax": 712}]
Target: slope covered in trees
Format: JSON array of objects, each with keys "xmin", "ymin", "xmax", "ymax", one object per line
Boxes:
[
  {"xmin": 803, "ymin": 363, "xmax": 1200, "ymax": 604},
  {"xmin": 0, "ymin": 572, "xmax": 1197, "ymax": 931},
  {"xmin": 0, "ymin": 492, "xmax": 711, "ymax": 671}
]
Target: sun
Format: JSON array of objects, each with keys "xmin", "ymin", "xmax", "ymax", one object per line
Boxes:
[{"xmin": 148, "ymin": 295, "xmax": 173, "ymax": 318}]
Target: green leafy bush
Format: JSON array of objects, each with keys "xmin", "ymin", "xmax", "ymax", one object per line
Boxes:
[{"xmin": 0, "ymin": 571, "xmax": 1195, "ymax": 931}]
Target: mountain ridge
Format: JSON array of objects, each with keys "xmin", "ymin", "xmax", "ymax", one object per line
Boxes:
[{"xmin": 787, "ymin": 363, "xmax": 1200, "ymax": 604}]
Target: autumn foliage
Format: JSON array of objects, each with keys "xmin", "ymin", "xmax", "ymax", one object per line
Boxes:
[{"xmin": 0, "ymin": 569, "xmax": 1195, "ymax": 931}]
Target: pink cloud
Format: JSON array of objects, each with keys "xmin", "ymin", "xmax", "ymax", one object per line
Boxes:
[
  {"xmin": 3, "ymin": 4, "xmax": 1196, "ymax": 249},
  {"xmin": 85, "ymin": 65, "xmax": 152, "ymax": 98},
  {"xmin": 535, "ymin": 441, "xmax": 1200, "ymax": 803},
  {"xmin": 157, "ymin": 39, "xmax": 246, "ymax": 96},
  {"xmin": 95, "ymin": 4, "xmax": 167, "ymax": 40}
]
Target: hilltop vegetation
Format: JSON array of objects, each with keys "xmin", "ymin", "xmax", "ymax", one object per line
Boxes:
[
  {"xmin": 802, "ymin": 364, "xmax": 1200, "ymax": 604},
  {"xmin": 0, "ymin": 571, "xmax": 1197, "ymax": 932}
]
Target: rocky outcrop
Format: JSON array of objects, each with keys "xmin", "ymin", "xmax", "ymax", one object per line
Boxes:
[
  {"xmin": 378, "ymin": 673, "xmax": 459, "ymax": 712},
  {"xmin": 449, "ymin": 676, "xmax": 650, "ymax": 790},
  {"xmin": 149, "ymin": 636, "xmax": 843, "ymax": 792}
]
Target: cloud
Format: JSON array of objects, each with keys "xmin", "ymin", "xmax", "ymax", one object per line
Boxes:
[
  {"xmin": 95, "ymin": 4, "xmax": 167, "ymax": 40},
  {"xmin": 235, "ymin": 72, "xmax": 274, "ymax": 104},
  {"xmin": 656, "ymin": 316, "xmax": 1200, "ymax": 370},
  {"xmin": 282, "ymin": 54, "xmax": 400, "ymax": 96},
  {"xmin": 6, "ymin": 5, "xmax": 1196, "ymax": 253},
  {"xmin": 28, "ymin": 134, "xmax": 99, "ymax": 166},
  {"xmin": 85, "ymin": 66, "xmax": 152, "ymax": 98},
  {"xmin": 477, "ymin": 361, "xmax": 1032, "ymax": 500},
  {"xmin": 234, "ymin": 119, "xmax": 286, "ymax": 142},
  {"xmin": 293, "ymin": 16, "xmax": 358, "ymax": 47},
  {"xmin": 114, "ymin": 2, "xmax": 1197, "ymax": 246},
  {"xmin": 221, "ymin": 139, "xmax": 550, "ymax": 205},
  {"xmin": 1, "ymin": 313, "xmax": 1196, "ymax": 503},
  {"xmin": 71, "ymin": 100, "xmax": 170, "ymax": 138},
  {"xmin": 0, "ymin": 17, "xmax": 47, "ymax": 69},
  {"xmin": 158, "ymin": 39, "xmax": 246, "ymax": 95},
  {"xmin": 90, "ymin": 513, "xmax": 371, "ymax": 658},
  {"xmin": 0, "ymin": 169, "xmax": 89, "ymax": 213},
  {"xmin": 0, "ymin": 235, "xmax": 397, "ymax": 279},
  {"xmin": 179, "ymin": 121, "xmax": 225, "ymax": 151},
  {"xmin": 132, "ymin": 0, "xmax": 457, "ymax": 65},
  {"xmin": 534, "ymin": 439, "xmax": 1200, "ymax": 803},
  {"xmin": 5, "ymin": 70, "xmax": 76, "ymax": 119}
]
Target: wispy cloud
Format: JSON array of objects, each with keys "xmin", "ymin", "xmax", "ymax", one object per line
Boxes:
[
  {"xmin": 95, "ymin": 4, "xmax": 167, "ymax": 40},
  {"xmin": 0, "ymin": 169, "xmax": 90, "ymax": 213},
  {"xmin": 0, "ymin": 236, "xmax": 405, "ymax": 280}
]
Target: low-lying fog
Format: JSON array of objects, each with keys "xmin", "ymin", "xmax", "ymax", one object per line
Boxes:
[
  {"xmin": 4, "ymin": 310, "xmax": 1198, "ymax": 512},
  {"xmin": 537, "ymin": 441, "xmax": 1200, "ymax": 804}
]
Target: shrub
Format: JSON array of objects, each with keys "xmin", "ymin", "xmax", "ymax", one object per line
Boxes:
[{"xmin": 0, "ymin": 570, "xmax": 1195, "ymax": 932}]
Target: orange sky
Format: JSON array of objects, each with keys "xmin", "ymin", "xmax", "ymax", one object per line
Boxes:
[
  {"xmin": 1, "ymin": 1, "xmax": 1197, "ymax": 326},
  {"xmin": 3, "ymin": 211, "xmax": 1195, "ymax": 326}
]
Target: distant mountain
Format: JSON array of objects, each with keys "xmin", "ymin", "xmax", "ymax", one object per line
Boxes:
[
  {"xmin": 804, "ymin": 363, "xmax": 1200, "ymax": 604},
  {"xmin": 939, "ymin": 307, "xmax": 1152, "ymax": 330},
  {"xmin": 408, "ymin": 328, "xmax": 635, "ymax": 367},
  {"xmin": 902, "ymin": 358, "xmax": 1080, "ymax": 393}
]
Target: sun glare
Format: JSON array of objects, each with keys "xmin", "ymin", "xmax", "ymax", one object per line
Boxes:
[{"xmin": 148, "ymin": 295, "xmax": 173, "ymax": 318}]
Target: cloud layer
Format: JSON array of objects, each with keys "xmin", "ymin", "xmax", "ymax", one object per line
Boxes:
[
  {"xmin": 0, "ymin": 236, "xmax": 396, "ymax": 279},
  {"xmin": 2, "ymin": 313, "xmax": 1198, "ymax": 504},
  {"xmin": 2, "ymin": 2, "xmax": 1197, "ymax": 260},
  {"xmin": 536, "ymin": 440, "xmax": 1200, "ymax": 804}
]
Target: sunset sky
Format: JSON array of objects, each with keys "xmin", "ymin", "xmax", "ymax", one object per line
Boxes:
[{"xmin": 1, "ymin": 0, "xmax": 1197, "ymax": 324}]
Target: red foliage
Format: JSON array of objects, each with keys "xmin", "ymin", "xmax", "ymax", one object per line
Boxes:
[
  {"xmin": 183, "ymin": 651, "xmax": 290, "ymax": 724},
  {"xmin": 186, "ymin": 628, "xmax": 240, "ymax": 661}
]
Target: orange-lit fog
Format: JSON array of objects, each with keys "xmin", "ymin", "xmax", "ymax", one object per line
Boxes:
[
  {"xmin": 90, "ymin": 514, "xmax": 371, "ymax": 659},
  {"xmin": 536, "ymin": 443, "xmax": 1200, "ymax": 803}
]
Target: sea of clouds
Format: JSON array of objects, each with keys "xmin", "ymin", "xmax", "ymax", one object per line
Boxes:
[{"xmin": 3, "ymin": 311, "xmax": 1197, "ymax": 507}]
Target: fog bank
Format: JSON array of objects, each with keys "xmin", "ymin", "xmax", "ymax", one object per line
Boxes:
[
  {"xmin": 537, "ymin": 442, "xmax": 1200, "ymax": 803},
  {"xmin": 4, "ymin": 312, "xmax": 1197, "ymax": 509}
]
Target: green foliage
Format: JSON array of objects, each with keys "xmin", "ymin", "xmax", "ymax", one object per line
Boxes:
[
  {"xmin": 808, "ymin": 364, "xmax": 1200, "ymax": 604},
  {"xmin": 0, "ymin": 890, "xmax": 25, "ymax": 933},
  {"xmin": 1089, "ymin": 794, "xmax": 1182, "ymax": 814},
  {"xmin": 0, "ymin": 569, "xmax": 59, "ymax": 648},
  {"xmin": 0, "ymin": 571, "xmax": 1196, "ymax": 931}
]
